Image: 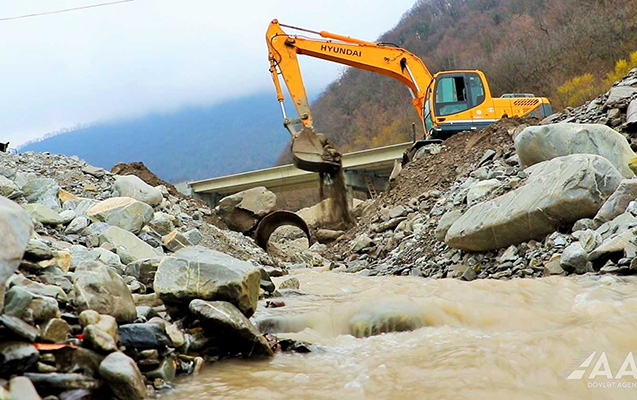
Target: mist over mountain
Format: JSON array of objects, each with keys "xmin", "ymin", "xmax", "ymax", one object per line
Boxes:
[{"xmin": 20, "ymin": 94, "xmax": 292, "ymax": 182}]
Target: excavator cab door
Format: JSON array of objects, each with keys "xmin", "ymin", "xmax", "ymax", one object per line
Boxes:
[{"xmin": 431, "ymin": 72, "xmax": 489, "ymax": 136}]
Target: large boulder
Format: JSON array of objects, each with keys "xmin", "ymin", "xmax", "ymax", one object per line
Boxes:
[
  {"xmin": 1, "ymin": 197, "xmax": 34, "ymax": 312},
  {"xmin": 87, "ymin": 197, "xmax": 153, "ymax": 234},
  {"xmin": 154, "ymin": 246, "xmax": 261, "ymax": 317},
  {"xmin": 73, "ymin": 265, "xmax": 137, "ymax": 323},
  {"xmin": 99, "ymin": 226, "xmax": 159, "ymax": 262},
  {"xmin": 446, "ymin": 155, "xmax": 622, "ymax": 251},
  {"xmin": 218, "ymin": 187, "xmax": 276, "ymax": 232},
  {"xmin": 515, "ymin": 123, "xmax": 635, "ymax": 178},
  {"xmin": 113, "ymin": 175, "xmax": 163, "ymax": 206},
  {"xmin": 189, "ymin": 300, "xmax": 273, "ymax": 358}
]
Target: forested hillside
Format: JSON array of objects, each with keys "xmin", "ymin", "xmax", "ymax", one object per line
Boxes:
[
  {"xmin": 20, "ymin": 95, "xmax": 290, "ymax": 182},
  {"xmin": 280, "ymin": 0, "xmax": 637, "ymax": 162}
]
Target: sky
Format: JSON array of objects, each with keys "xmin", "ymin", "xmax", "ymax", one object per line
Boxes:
[{"xmin": 0, "ymin": 0, "xmax": 416, "ymax": 146}]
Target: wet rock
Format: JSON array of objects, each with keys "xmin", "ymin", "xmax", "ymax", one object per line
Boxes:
[
  {"xmin": 99, "ymin": 352, "xmax": 147, "ymax": 400},
  {"xmin": 515, "ymin": 123, "xmax": 635, "ymax": 178},
  {"xmin": 446, "ymin": 155, "xmax": 622, "ymax": 251},
  {"xmin": 162, "ymin": 230, "xmax": 192, "ymax": 252},
  {"xmin": 349, "ymin": 308, "xmax": 423, "ymax": 338},
  {"xmin": 560, "ymin": 243, "xmax": 590, "ymax": 274},
  {"xmin": 145, "ymin": 357, "xmax": 176, "ymax": 383},
  {"xmin": 73, "ymin": 265, "xmax": 136, "ymax": 323},
  {"xmin": 118, "ymin": 323, "xmax": 168, "ymax": 349},
  {"xmin": 99, "ymin": 226, "xmax": 159, "ymax": 261},
  {"xmin": 544, "ymin": 255, "xmax": 565, "ymax": 275},
  {"xmin": 461, "ymin": 267, "xmax": 477, "ymax": 281},
  {"xmin": 279, "ymin": 277, "xmax": 300, "ymax": 290},
  {"xmin": 41, "ymin": 318, "xmax": 70, "ymax": 343},
  {"xmin": 0, "ymin": 342, "xmax": 39, "ymax": 378},
  {"xmin": 189, "ymin": 300, "xmax": 273, "ymax": 358},
  {"xmin": 594, "ymin": 179, "xmax": 637, "ymax": 224},
  {"xmin": 165, "ymin": 323, "xmax": 185, "ymax": 348},
  {"xmin": 154, "ymin": 246, "xmax": 261, "ymax": 317},
  {"xmin": 87, "ymin": 197, "xmax": 153, "ymax": 234},
  {"xmin": 218, "ymin": 186, "xmax": 276, "ymax": 232},
  {"xmin": 24, "ymin": 372, "xmax": 100, "ymax": 393},
  {"xmin": 22, "ymin": 178, "xmax": 60, "ymax": 210},
  {"xmin": 8, "ymin": 376, "xmax": 41, "ymax": 400},
  {"xmin": 0, "ymin": 315, "xmax": 40, "ymax": 342},
  {"xmin": 83, "ymin": 325, "xmax": 117, "ymax": 353},
  {"xmin": 113, "ymin": 175, "xmax": 162, "ymax": 206}
]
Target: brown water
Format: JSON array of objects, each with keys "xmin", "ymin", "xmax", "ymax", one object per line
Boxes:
[{"xmin": 167, "ymin": 270, "xmax": 637, "ymax": 400}]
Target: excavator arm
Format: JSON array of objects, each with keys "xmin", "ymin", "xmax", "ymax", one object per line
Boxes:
[{"xmin": 266, "ymin": 19, "xmax": 434, "ymax": 173}]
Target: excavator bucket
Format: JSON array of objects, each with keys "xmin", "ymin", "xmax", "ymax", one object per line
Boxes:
[{"xmin": 291, "ymin": 127, "xmax": 341, "ymax": 173}]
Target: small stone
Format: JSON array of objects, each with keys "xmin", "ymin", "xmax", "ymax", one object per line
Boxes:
[
  {"xmin": 183, "ymin": 228, "xmax": 203, "ymax": 245},
  {"xmin": 41, "ymin": 318, "xmax": 70, "ymax": 343},
  {"xmin": 162, "ymin": 230, "xmax": 192, "ymax": 252},
  {"xmin": 461, "ymin": 267, "xmax": 476, "ymax": 281},
  {"xmin": 118, "ymin": 323, "xmax": 168, "ymax": 349},
  {"xmin": 165, "ymin": 323, "xmax": 185, "ymax": 348},
  {"xmin": 78, "ymin": 310, "xmax": 100, "ymax": 328},
  {"xmin": 560, "ymin": 243, "xmax": 589, "ymax": 274},
  {"xmin": 83, "ymin": 325, "xmax": 117, "ymax": 353},
  {"xmin": 99, "ymin": 352, "xmax": 147, "ymax": 400}
]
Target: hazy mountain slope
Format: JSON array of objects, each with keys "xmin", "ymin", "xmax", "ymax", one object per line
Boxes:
[{"xmin": 21, "ymin": 94, "xmax": 291, "ymax": 182}]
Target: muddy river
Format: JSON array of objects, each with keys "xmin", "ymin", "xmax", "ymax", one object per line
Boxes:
[{"xmin": 167, "ymin": 270, "xmax": 637, "ymax": 399}]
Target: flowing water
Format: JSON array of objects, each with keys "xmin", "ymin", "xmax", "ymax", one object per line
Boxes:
[{"xmin": 167, "ymin": 270, "xmax": 637, "ymax": 399}]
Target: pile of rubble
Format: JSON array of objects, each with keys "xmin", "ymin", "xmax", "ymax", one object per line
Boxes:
[
  {"xmin": 324, "ymin": 69, "xmax": 637, "ymax": 281},
  {"xmin": 0, "ymin": 152, "xmax": 292, "ymax": 399}
]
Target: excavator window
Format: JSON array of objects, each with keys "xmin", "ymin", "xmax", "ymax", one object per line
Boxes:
[
  {"xmin": 435, "ymin": 75, "xmax": 468, "ymax": 116},
  {"xmin": 434, "ymin": 73, "xmax": 485, "ymax": 116}
]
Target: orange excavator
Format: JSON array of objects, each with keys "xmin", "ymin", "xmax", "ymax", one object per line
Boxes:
[{"xmin": 266, "ymin": 19, "xmax": 552, "ymax": 173}]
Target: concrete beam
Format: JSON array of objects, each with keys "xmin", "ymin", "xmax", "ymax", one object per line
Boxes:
[{"xmin": 189, "ymin": 141, "xmax": 412, "ymax": 203}]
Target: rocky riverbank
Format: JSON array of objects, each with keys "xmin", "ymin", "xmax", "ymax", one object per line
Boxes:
[
  {"xmin": 319, "ymin": 68, "xmax": 637, "ymax": 280},
  {"xmin": 0, "ymin": 152, "xmax": 294, "ymax": 399}
]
